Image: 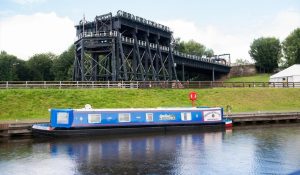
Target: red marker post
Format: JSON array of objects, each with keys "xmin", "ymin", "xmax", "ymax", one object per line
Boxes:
[{"xmin": 189, "ymin": 91, "xmax": 197, "ymax": 107}]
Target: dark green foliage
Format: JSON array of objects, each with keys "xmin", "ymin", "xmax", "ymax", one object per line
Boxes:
[
  {"xmin": 174, "ymin": 38, "xmax": 214, "ymax": 57},
  {"xmin": 51, "ymin": 45, "xmax": 75, "ymax": 80},
  {"xmin": 15, "ymin": 60, "xmax": 32, "ymax": 81},
  {"xmin": 0, "ymin": 51, "xmax": 27, "ymax": 81},
  {"xmin": 249, "ymin": 37, "xmax": 281, "ymax": 73},
  {"xmin": 26, "ymin": 53, "xmax": 56, "ymax": 81},
  {"xmin": 1, "ymin": 44, "xmax": 76, "ymax": 81},
  {"xmin": 282, "ymin": 28, "xmax": 300, "ymax": 67}
]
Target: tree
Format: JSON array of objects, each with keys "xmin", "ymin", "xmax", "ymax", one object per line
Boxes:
[
  {"xmin": 0, "ymin": 51, "xmax": 19, "ymax": 81},
  {"xmin": 204, "ymin": 49, "xmax": 214, "ymax": 57},
  {"xmin": 282, "ymin": 28, "xmax": 300, "ymax": 67},
  {"xmin": 52, "ymin": 45, "xmax": 75, "ymax": 80},
  {"xmin": 0, "ymin": 51, "xmax": 31, "ymax": 81},
  {"xmin": 249, "ymin": 37, "xmax": 281, "ymax": 73},
  {"xmin": 15, "ymin": 60, "xmax": 32, "ymax": 81},
  {"xmin": 235, "ymin": 58, "xmax": 250, "ymax": 66},
  {"xmin": 174, "ymin": 38, "xmax": 214, "ymax": 57},
  {"xmin": 27, "ymin": 53, "xmax": 56, "ymax": 81}
]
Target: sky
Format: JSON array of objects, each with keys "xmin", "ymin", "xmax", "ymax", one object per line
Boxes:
[{"xmin": 0, "ymin": 0, "xmax": 300, "ymax": 62}]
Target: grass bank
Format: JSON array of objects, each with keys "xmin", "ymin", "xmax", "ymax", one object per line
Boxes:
[
  {"xmin": 0, "ymin": 88, "xmax": 300, "ymax": 121},
  {"xmin": 225, "ymin": 74, "xmax": 271, "ymax": 82}
]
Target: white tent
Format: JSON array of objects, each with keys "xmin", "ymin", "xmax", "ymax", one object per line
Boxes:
[{"xmin": 269, "ymin": 64, "xmax": 300, "ymax": 87}]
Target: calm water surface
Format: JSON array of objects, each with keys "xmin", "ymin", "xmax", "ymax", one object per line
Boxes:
[{"xmin": 1, "ymin": 124, "xmax": 300, "ymax": 175}]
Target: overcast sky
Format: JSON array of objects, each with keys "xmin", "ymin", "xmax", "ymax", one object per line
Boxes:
[{"xmin": 0, "ymin": 0, "xmax": 300, "ymax": 62}]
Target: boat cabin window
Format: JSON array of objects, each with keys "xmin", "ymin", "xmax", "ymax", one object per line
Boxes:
[
  {"xmin": 146, "ymin": 113, "xmax": 153, "ymax": 122},
  {"xmin": 119, "ymin": 113, "xmax": 131, "ymax": 122},
  {"xmin": 181, "ymin": 112, "xmax": 192, "ymax": 121},
  {"xmin": 88, "ymin": 114, "xmax": 101, "ymax": 123},
  {"xmin": 57, "ymin": 112, "xmax": 69, "ymax": 124}
]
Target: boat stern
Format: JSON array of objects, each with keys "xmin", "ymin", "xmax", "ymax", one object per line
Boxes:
[
  {"xmin": 223, "ymin": 118, "xmax": 233, "ymax": 128},
  {"xmin": 32, "ymin": 123, "xmax": 54, "ymax": 131}
]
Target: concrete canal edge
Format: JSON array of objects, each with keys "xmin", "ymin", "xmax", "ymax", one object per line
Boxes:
[
  {"xmin": 0, "ymin": 120, "xmax": 48, "ymax": 137},
  {"xmin": 228, "ymin": 111, "xmax": 300, "ymax": 125},
  {"xmin": 1, "ymin": 112, "xmax": 300, "ymax": 137}
]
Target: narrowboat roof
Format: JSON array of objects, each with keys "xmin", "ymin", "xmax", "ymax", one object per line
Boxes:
[{"xmin": 65, "ymin": 107, "xmax": 222, "ymax": 112}]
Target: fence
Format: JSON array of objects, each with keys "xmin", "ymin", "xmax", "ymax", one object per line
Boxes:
[{"xmin": 1, "ymin": 81, "xmax": 300, "ymax": 89}]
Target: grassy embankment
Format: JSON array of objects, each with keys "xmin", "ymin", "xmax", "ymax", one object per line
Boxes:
[
  {"xmin": 225, "ymin": 74, "xmax": 271, "ymax": 82},
  {"xmin": 0, "ymin": 88, "xmax": 300, "ymax": 121}
]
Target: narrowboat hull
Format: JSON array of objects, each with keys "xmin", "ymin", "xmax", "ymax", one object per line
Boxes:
[{"xmin": 32, "ymin": 122, "xmax": 228, "ymax": 137}]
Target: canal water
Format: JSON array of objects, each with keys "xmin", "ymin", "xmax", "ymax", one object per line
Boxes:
[{"xmin": 1, "ymin": 124, "xmax": 300, "ymax": 175}]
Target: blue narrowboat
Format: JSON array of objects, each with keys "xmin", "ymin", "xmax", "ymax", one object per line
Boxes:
[{"xmin": 32, "ymin": 104, "xmax": 232, "ymax": 136}]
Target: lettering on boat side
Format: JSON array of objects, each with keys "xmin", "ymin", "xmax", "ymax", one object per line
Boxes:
[
  {"xmin": 203, "ymin": 110, "xmax": 221, "ymax": 121},
  {"xmin": 159, "ymin": 114, "xmax": 176, "ymax": 120}
]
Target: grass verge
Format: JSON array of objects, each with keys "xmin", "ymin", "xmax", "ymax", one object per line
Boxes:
[
  {"xmin": 225, "ymin": 74, "xmax": 271, "ymax": 82},
  {"xmin": 0, "ymin": 88, "xmax": 299, "ymax": 121}
]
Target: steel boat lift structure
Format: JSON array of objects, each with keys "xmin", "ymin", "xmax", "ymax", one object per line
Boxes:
[{"xmin": 73, "ymin": 10, "xmax": 231, "ymax": 82}]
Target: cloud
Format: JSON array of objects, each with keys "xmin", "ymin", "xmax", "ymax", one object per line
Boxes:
[
  {"xmin": 258, "ymin": 9, "xmax": 300, "ymax": 40},
  {"xmin": 12, "ymin": 0, "xmax": 46, "ymax": 5},
  {"xmin": 159, "ymin": 9, "xmax": 300, "ymax": 63},
  {"xmin": 0, "ymin": 12, "xmax": 75, "ymax": 60}
]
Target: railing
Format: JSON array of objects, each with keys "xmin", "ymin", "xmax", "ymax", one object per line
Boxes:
[
  {"xmin": 0, "ymin": 81, "xmax": 138, "ymax": 89},
  {"xmin": 77, "ymin": 31, "xmax": 118, "ymax": 39},
  {"xmin": 116, "ymin": 10, "xmax": 171, "ymax": 32},
  {"xmin": 77, "ymin": 31, "xmax": 228, "ymax": 66},
  {"xmin": 1, "ymin": 81, "xmax": 300, "ymax": 89},
  {"xmin": 173, "ymin": 51, "xmax": 230, "ymax": 66}
]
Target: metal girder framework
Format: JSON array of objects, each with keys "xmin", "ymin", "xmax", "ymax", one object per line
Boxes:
[
  {"xmin": 145, "ymin": 36, "xmax": 156, "ymax": 80},
  {"xmin": 95, "ymin": 13, "xmax": 112, "ymax": 32},
  {"xmin": 73, "ymin": 33, "xmax": 177, "ymax": 81},
  {"xmin": 73, "ymin": 10, "xmax": 231, "ymax": 81},
  {"xmin": 74, "ymin": 39, "xmax": 115, "ymax": 81}
]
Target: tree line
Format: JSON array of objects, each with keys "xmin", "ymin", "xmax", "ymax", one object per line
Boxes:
[
  {"xmin": 249, "ymin": 28, "xmax": 300, "ymax": 73},
  {"xmin": 0, "ymin": 45, "xmax": 74, "ymax": 81}
]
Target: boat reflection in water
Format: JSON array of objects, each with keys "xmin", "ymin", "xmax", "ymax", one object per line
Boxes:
[
  {"xmin": 1, "ymin": 125, "xmax": 300, "ymax": 174},
  {"xmin": 48, "ymin": 130, "xmax": 228, "ymax": 174}
]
